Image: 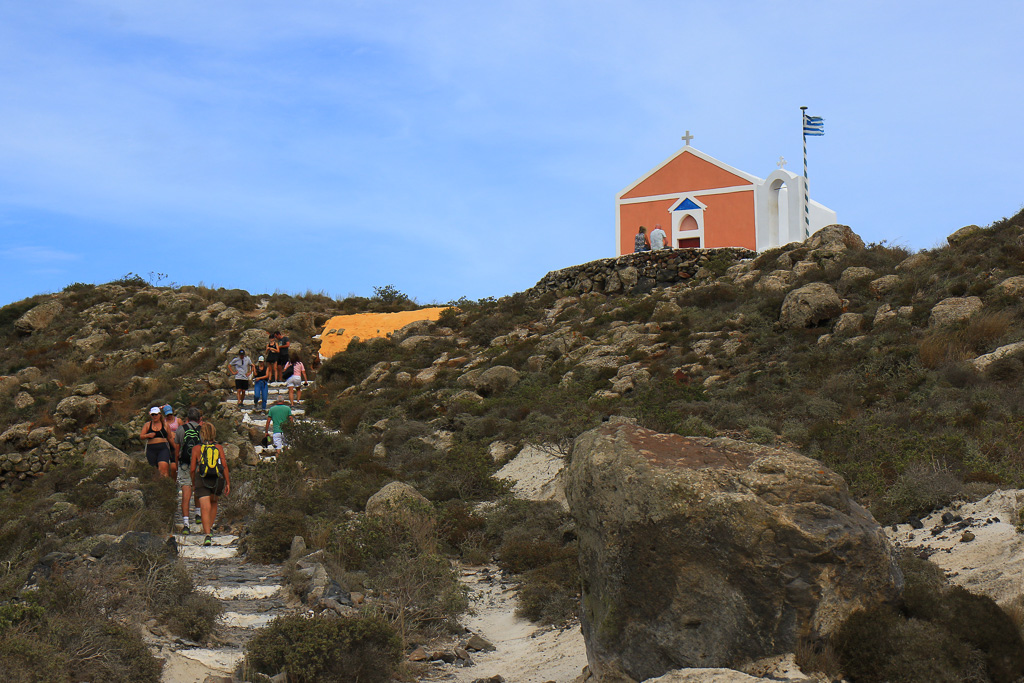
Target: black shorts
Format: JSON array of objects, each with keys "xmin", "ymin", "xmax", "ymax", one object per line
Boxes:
[
  {"xmin": 235, "ymin": 379, "xmax": 250, "ymax": 390},
  {"xmin": 194, "ymin": 476, "xmax": 225, "ymax": 501},
  {"xmin": 146, "ymin": 442, "xmax": 172, "ymax": 467},
  {"xmin": 266, "ymin": 352, "xmax": 279, "ymax": 363},
  {"xmin": 276, "ymin": 354, "xmax": 289, "ymax": 366}
]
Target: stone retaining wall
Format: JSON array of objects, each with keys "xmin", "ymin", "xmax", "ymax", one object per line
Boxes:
[
  {"xmin": 527, "ymin": 247, "xmax": 756, "ymax": 298},
  {"xmin": 0, "ymin": 435, "xmax": 84, "ymax": 488}
]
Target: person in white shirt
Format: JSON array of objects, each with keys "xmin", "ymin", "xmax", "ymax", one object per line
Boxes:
[{"xmin": 650, "ymin": 224, "xmax": 668, "ymax": 250}]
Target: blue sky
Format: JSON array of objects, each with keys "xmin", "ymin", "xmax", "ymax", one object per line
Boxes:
[{"xmin": 1, "ymin": 1, "xmax": 1022, "ymax": 306}]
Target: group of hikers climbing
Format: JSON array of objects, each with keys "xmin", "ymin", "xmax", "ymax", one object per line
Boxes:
[
  {"xmin": 141, "ymin": 405, "xmax": 231, "ymax": 546},
  {"xmin": 139, "ymin": 334, "xmax": 306, "ymax": 544},
  {"xmin": 228, "ymin": 330, "xmax": 308, "ymax": 410}
]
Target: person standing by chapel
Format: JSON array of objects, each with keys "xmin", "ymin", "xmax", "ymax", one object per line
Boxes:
[
  {"xmin": 650, "ymin": 224, "xmax": 667, "ymax": 250},
  {"xmin": 634, "ymin": 226, "xmax": 651, "ymax": 252}
]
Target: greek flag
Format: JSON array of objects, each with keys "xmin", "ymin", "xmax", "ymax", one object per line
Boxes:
[{"xmin": 803, "ymin": 115, "xmax": 825, "ymax": 136}]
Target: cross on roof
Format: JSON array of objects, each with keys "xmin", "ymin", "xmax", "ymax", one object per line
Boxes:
[
  {"xmin": 777, "ymin": 156, "xmax": 787, "ymax": 168},
  {"xmin": 681, "ymin": 130, "xmax": 693, "ymax": 145}
]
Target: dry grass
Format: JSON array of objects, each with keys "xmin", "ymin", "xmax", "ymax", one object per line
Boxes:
[{"xmin": 919, "ymin": 311, "xmax": 1014, "ymax": 369}]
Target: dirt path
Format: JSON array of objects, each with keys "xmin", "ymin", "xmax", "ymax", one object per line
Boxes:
[
  {"xmin": 429, "ymin": 565, "xmax": 587, "ymax": 683},
  {"xmin": 146, "ymin": 381, "xmax": 307, "ymax": 681}
]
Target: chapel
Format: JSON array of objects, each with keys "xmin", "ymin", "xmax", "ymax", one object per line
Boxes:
[{"xmin": 616, "ymin": 143, "xmax": 837, "ymax": 255}]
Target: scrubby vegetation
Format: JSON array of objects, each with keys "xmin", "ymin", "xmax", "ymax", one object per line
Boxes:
[
  {"xmin": 244, "ymin": 613, "xmax": 402, "ymax": 683},
  {"xmin": 826, "ymin": 551, "xmax": 1024, "ymax": 683},
  {"xmin": 2, "ymin": 208, "xmax": 1024, "ymax": 678}
]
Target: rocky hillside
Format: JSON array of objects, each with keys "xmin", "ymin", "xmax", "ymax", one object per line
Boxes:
[{"xmin": 2, "ymin": 208, "xmax": 1024, "ymax": 681}]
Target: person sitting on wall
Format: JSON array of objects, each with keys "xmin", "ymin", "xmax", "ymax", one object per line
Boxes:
[
  {"xmin": 634, "ymin": 226, "xmax": 651, "ymax": 253},
  {"xmin": 650, "ymin": 224, "xmax": 667, "ymax": 250}
]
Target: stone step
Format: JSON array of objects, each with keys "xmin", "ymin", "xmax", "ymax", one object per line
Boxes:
[
  {"xmin": 221, "ymin": 611, "xmax": 278, "ymax": 629},
  {"xmin": 165, "ymin": 646, "xmax": 245, "ymax": 675},
  {"xmin": 179, "ymin": 545, "xmax": 239, "ymax": 560},
  {"xmin": 175, "ymin": 534, "xmax": 238, "ymax": 547},
  {"xmin": 198, "ymin": 584, "xmax": 282, "ymax": 601}
]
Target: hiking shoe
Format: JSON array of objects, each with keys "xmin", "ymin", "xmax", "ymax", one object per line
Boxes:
[
  {"xmin": 203, "ymin": 535, "xmax": 213, "ymax": 547},
  {"xmin": 181, "ymin": 525, "xmax": 190, "ymax": 536}
]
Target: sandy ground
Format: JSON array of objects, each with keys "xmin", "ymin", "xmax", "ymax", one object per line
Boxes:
[
  {"xmin": 427, "ymin": 565, "xmax": 588, "ymax": 683},
  {"xmin": 318, "ymin": 308, "xmax": 449, "ymax": 357},
  {"xmin": 886, "ymin": 488, "xmax": 1024, "ymax": 604}
]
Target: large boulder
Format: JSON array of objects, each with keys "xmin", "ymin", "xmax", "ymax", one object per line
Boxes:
[
  {"xmin": 947, "ymin": 224, "xmax": 982, "ymax": 246},
  {"xmin": 473, "ymin": 365, "xmax": 520, "ymax": 396},
  {"xmin": 365, "ymin": 481, "xmax": 430, "ymax": 516},
  {"xmin": 84, "ymin": 437, "xmax": 133, "ymax": 470},
  {"xmin": 565, "ymin": 420, "xmax": 902, "ymax": 682},
  {"xmin": 779, "ymin": 283, "xmax": 843, "ymax": 329},
  {"xmin": 997, "ymin": 276, "xmax": 1024, "ymax": 297},
  {"xmin": 928, "ymin": 296, "xmax": 982, "ymax": 328},
  {"xmin": 15, "ymin": 300, "xmax": 63, "ymax": 334},
  {"xmin": 805, "ymin": 224, "xmax": 864, "ymax": 255},
  {"xmin": 54, "ymin": 395, "xmax": 110, "ymax": 429}
]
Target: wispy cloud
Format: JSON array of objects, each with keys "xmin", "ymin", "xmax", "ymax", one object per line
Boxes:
[{"xmin": 1, "ymin": 246, "xmax": 81, "ymax": 264}]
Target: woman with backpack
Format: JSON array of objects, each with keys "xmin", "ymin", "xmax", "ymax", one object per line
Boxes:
[
  {"xmin": 252, "ymin": 355, "xmax": 271, "ymax": 411},
  {"xmin": 140, "ymin": 406, "xmax": 179, "ymax": 478},
  {"xmin": 190, "ymin": 422, "xmax": 231, "ymax": 547},
  {"xmin": 283, "ymin": 352, "xmax": 308, "ymax": 407}
]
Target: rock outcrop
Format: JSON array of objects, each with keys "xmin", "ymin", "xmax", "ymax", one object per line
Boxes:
[
  {"xmin": 565, "ymin": 420, "xmax": 902, "ymax": 682},
  {"xmin": 366, "ymin": 481, "xmax": 430, "ymax": 516},
  {"xmin": 84, "ymin": 437, "xmax": 133, "ymax": 469},
  {"xmin": 928, "ymin": 296, "xmax": 982, "ymax": 328},
  {"xmin": 779, "ymin": 283, "xmax": 843, "ymax": 329},
  {"xmin": 15, "ymin": 300, "xmax": 63, "ymax": 334}
]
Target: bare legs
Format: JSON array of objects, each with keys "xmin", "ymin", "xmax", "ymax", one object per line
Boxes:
[
  {"xmin": 181, "ymin": 484, "xmax": 192, "ymax": 520},
  {"xmin": 197, "ymin": 495, "xmax": 219, "ymax": 535}
]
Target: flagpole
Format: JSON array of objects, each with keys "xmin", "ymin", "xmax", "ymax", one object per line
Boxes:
[{"xmin": 800, "ymin": 106, "xmax": 809, "ymax": 240}]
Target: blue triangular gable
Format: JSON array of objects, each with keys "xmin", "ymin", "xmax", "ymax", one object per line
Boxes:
[{"xmin": 674, "ymin": 198, "xmax": 702, "ymax": 211}]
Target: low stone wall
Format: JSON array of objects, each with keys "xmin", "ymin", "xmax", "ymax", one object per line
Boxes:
[
  {"xmin": 0, "ymin": 435, "xmax": 83, "ymax": 488},
  {"xmin": 527, "ymin": 247, "xmax": 755, "ymax": 297}
]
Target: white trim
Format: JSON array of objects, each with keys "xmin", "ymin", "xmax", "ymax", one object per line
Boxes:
[
  {"xmin": 619, "ymin": 185, "xmax": 754, "ymax": 205},
  {"xmin": 616, "ymin": 146, "xmax": 759, "ymax": 200}
]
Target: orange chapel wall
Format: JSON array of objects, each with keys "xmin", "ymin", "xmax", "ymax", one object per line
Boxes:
[
  {"xmin": 622, "ymin": 153, "xmax": 753, "ymax": 199},
  {"xmin": 618, "ymin": 190, "xmax": 756, "ymax": 252},
  {"xmin": 700, "ymin": 192, "xmax": 756, "ymax": 250}
]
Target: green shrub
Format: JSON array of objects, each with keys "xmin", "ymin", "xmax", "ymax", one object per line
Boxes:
[
  {"xmin": 876, "ymin": 463, "xmax": 963, "ymax": 524},
  {"xmin": 369, "ymin": 552, "xmax": 468, "ymax": 636},
  {"xmin": 244, "ymin": 614, "xmax": 401, "ymax": 683},
  {"xmin": 165, "ymin": 592, "xmax": 223, "ymax": 641},
  {"xmin": 832, "ymin": 552, "xmax": 1024, "ymax": 682},
  {"xmin": 242, "ymin": 509, "xmax": 307, "ymax": 563}
]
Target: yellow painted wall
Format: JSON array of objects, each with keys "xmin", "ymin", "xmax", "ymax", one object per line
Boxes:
[{"xmin": 318, "ymin": 308, "xmax": 450, "ymax": 358}]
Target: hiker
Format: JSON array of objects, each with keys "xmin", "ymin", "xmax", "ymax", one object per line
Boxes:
[
  {"xmin": 265, "ymin": 330, "xmax": 280, "ymax": 382},
  {"xmin": 252, "ymin": 355, "xmax": 271, "ymax": 411},
  {"xmin": 140, "ymin": 406, "xmax": 179, "ymax": 478},
  {"xmin": 650, "ymin": 224, "xmax": 667, "ymax": 250},
  {"xmin": 227, "ymin": 349, "xmax": 252, "ymax": 407},
  {"xmin": 190, "ymin": 422, "xmax": 230, "ymax": 547},
  {"xmin": 265, "ymin": 399, "xmax": 292, "ymax": 450},
  {"xmin": 634, "ymin": 226, "xmax": 651, "ymax": 252},
  {"xmin": 283, "ymin": 353, "xmax": 308, "ymax": 407},
  {"xmin": 275, "ymin": 332, "xmax": 290, "ymax": 381},
  {"xmin": 163, "ymin": 404, "xmax": 181, "ymax": 478},
  {"xmin": 175, "ymin": 407, "xmax": 203, "ymax": 534}
]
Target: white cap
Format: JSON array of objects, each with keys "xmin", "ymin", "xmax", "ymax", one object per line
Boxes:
[
  {"xmin": 258, "ymin": 355, "xmax": 265, "ymax": 361},
  {"xmin": 149, "ymin": 406, "xmax": 161, "ymax": 415}
]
